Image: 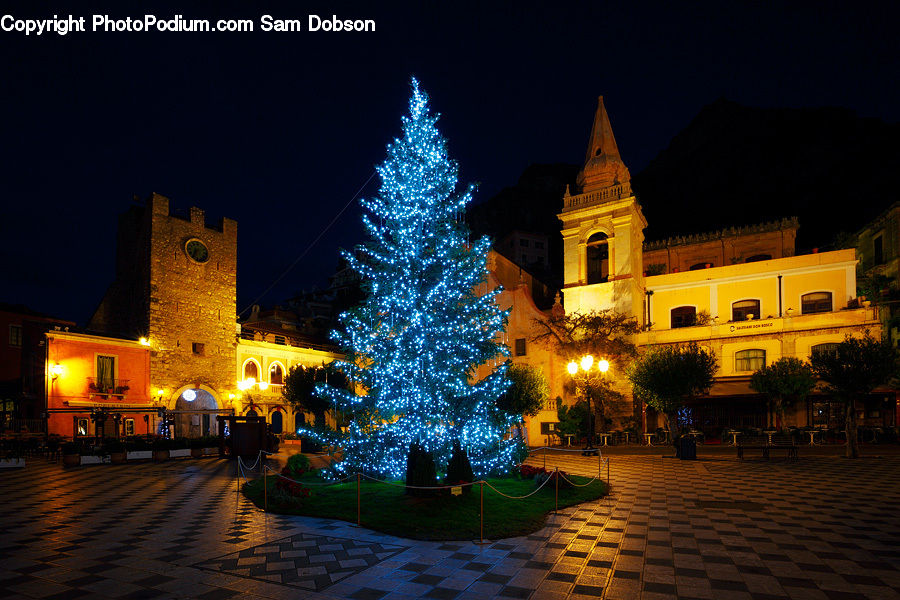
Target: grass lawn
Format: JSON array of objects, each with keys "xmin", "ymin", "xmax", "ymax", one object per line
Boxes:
[{"xmin": 242, "ymin": 473, "xmax": 607, "ymax": 540}]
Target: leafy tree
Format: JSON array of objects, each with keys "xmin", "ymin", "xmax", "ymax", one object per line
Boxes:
[
  {"xmin": 750, "ymin": 357, "xmax": 817, "ymax": 430},
  {"xmin": 315, "ymin": 79, "xmax": 514, "ymax": 479},
  {"xmin": 282, "ymin": 365, "xmax": 332, "ymax": 428},
  {"xmin": 532, "ymin": 309, "xmax": 639, "ymax": 431},
  {"xmin": 497, "ymin": 363, "xmax": 549, "ymax": 439},
  {"xmin": 809, "ymin": 333, "xmax": 898, "ymax": 459},
  {"xmin": 627, "ymin": 342, "xmax": 717, "ymax": 441},
  {"xmin": 556, "ymin": 398, "xmax": 590, "ymax": 440}
]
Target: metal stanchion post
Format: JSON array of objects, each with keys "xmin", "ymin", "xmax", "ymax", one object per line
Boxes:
[
  {"xmin": 543, "ymin": 449, "xmax": 546, "ymax": 470},
  {"xmin": 264, "ymin": 465, "xmax": 268, "ymax": 512},
  {"xmin": 607, "ymin": 456, "xmax": 610, "ymax": 487},
  {"xmin": 598, "ymin": 451, "xmax": 601, "ymax": 478},
  {"xmin": 357, "ymin": 473, "xmax": 361, "ymax": 526},
  {"xmin": 480, "ymin": 481, "xmax": 484, "ymax": 544},
  {"xmin": 554, "ymin": 466, "xmax": 559, "ymax": 514}
]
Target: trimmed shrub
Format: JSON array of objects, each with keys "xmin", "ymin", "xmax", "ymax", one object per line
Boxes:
[
  {"xmin": 285, "ymin": 453, "xmax": 312, "ymax": 478},
  {"xmin": 405, "ymin": 442, "xmax": 437, "ymax": 497},
  {"xmin": 103, "ymin": 439, "xmax": 125, "ymax": 454},
  {"xmin": 125, "ymin": 436, "xmax": 152, "ymax": 451},
  {"xmin": 445, "ymin": 440, "xmax": 474, "ymax": 495}
]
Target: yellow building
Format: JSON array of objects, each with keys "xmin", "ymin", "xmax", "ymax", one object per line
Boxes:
[
  {"xmin": 235, "ymin": 314, "xmax": 342, "ymax": 435},
  {"xmin": 557, "ymin": 97, "xmax": 887, "ymax": 434}
]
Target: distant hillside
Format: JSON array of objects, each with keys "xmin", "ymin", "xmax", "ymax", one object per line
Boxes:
[
  {"xmin": 467, "ymin": 163, "xmax": 578, "ymax": 288},
  {"xmin": 469, "ymin": 100, "xmax": 900, "ymax": 290},
  {"xmin": 632, "ymin": 99, "xmax": 900, "ymax": 250}
]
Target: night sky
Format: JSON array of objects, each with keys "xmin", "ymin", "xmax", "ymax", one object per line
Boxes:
[{"xmin": 1, "ymin": 1, "xmax": 897, "ymax": 324}]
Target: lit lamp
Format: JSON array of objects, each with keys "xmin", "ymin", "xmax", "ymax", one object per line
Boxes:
[
  {"xmin": 138, "ymin": 337, "xmax": 151, "ymax": 346},
  {"xmin": 50, "ymin": 363, "xmax": 65, "ymax": 380},
  {"xmin": 566, "ymin": 354, "xmax": 606, "ymax": 455}
]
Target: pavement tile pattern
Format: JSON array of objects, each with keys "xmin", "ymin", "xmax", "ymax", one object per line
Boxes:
[
  {"xmin": 196, "ymin": 532, "xmax": 407, "ymax": 591},
  {"xmin": 0, "ymin": 447, "xmax": 898, "ymax": 599}
]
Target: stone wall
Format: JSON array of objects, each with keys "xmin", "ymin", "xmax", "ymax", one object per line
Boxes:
[{"xmin": 144, "ymin": 194, "xmax": 238, "ymax": 406}]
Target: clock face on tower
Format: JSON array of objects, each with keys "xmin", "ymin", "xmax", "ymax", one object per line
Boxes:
[{"xmin": 185, "ymin": 238, "xmax": 209, "ymax": 263}]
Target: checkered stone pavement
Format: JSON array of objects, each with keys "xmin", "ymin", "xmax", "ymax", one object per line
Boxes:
[
  {"xmin": 0, "ymin": 446, "xmax": 898, "ymax": 599},
  {"xmin": 196, "ymin": 532, "xmax": 407, "ymax": 591}
]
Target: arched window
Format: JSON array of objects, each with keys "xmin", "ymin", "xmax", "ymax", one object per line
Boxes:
[
  {"xmin": 294, "ymin": 412, "xmax": 306, "ymax": 431},
  {"xmin": 746, "ymin": 254, "xmax": 772, "ymax": 263},
  {"xmin": 732, "ymin": 299, "xmax": 761, "ymax": 321},
  {"xmin": 671, "ymin": 306, "xmax": 696, "ymax": 329},
  {"xmin": 271, "ymin": 411, "xmax": 283, "ymax": 434},
  {"xmin": 689, "ymin": 262, "xmax": 714, "ymax": 270},
  {"xmin": 269, "ymin": 363, "xmax": 284, "ymax": 385},
  {"xmin": 586, "ymin": 232, "xmax": 609, "ymax": 284},
  {"xmin": 246, "ymin": 408, "xmax": 258, "ymax": 417},
  {"xmin": 243, "ymin": 360, "xmax": 259, "ymax": 381},
  {"xmin": 735, "ymin": 349, "xmax": 766, "ymax": 372},
  {"xmin": 801, "ymin": 292, "xmax": 833, "ymax": 314},
  {"xmin": 811, "ymin": 342, "xmax": 839, "ymax": 358}
]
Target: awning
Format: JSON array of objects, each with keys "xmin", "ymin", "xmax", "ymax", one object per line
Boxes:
[{"xmin": 707, "ymin": 377, "xmax": 755, "ymax": 397}]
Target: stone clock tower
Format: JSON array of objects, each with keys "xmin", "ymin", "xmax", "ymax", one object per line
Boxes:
[
  {"xmin": 559, "ymin": 97, "xmax": 647, "ymax": 322},
  {"xmin": 90, "ymin": 193, "xmax": 238, "ymax": 408}
]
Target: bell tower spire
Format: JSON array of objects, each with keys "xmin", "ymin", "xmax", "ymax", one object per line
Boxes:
[
  {"xmin": 559, "ymin": 96, "xmax": 646, "ymax": 321},
  {"xmin": 576, "ymin": 96, "xmax": 631, "ymax": 195}
]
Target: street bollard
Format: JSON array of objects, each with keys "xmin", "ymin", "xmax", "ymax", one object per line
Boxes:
[
  {"xmin": 264, "ymin": 465, "xmax": 268, "ymax": 511},
  {"xmin": 357, "ymin": 473, "xmax": 361, "ymax": 526}
]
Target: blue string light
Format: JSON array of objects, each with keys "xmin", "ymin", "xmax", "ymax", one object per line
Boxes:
[{"xmin": 307, "ymin": 78, "xmax": 516, "ymax": 479}]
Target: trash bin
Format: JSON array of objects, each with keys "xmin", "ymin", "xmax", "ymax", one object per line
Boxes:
[{"xmin": 678, "ymin": 436, "xmax": 697, "ymax": 460}]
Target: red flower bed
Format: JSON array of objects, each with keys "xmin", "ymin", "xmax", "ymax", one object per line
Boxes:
[
  {"xmin": 519, "ymin": 464, "xmax": 548, "ymax": 479},
  {"xmin": 276, "ymin": 466, "xmax": 310, "ymax": 497}
]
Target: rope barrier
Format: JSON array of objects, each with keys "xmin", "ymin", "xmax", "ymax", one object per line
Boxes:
[
  {"xmin": 263, "ymin": 464, "xmax": 356, "ymax": 486},
  {"xmin": 559, "ymin": 472, "xmax": 601, "ymax": 488},
  {"xmin": 359, "ymin": 472, "xmax": 479, "ymax": 490},
  {"xmin": 528, "ymin": 446, "xmax": 597, "ymax": 453},
  {"xmin": 243, "ymin": 450, "xmax": 606, "ymax": 542},
  {"xmin": 480, "ymin": 472, "xmax": 556, "ymax": 499}
]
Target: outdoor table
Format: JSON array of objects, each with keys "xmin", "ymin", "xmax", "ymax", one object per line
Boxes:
[
  {"xmin": 806, "ymin": 430, "xmax": 818, "ymax": 446},
  {"xmin": 598, "ymin": 433, "xmax": 612, "ymax": 446},
  {"xmin": 563, "ymin": 434, "xmax": 576, "ymax": 446},
  {"xmin": 643, "ymin": 432, "xmax": 654, "ymax": 446},
  {"xmin": 763, "ymin": 430, "xmax": 776, "ymax": 445},
  {"xmin": 728, "ymin": 431, "xmax": 740, "ymax": 445},
  {"xmin": 623, "ymin": 431, "xmax": 631, "ymax": 444}
]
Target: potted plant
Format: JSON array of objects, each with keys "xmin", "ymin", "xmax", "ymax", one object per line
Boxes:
[
  {"xmin": 1, "ymin": 448, "xmax": 25, "ymax": 469},
  {"xmin": 79, "ymin": 442, "xmax": 110, "ymax": 465},
  {"xmin": 105, "ymin": 439, "xmax": 127, "ymax": 464},
  {"xmin": 190, "ymin": 437, "xmax": 204, "ymax": 458},
  {"xmin": 169, "ymin": 437, "xmax": 191, "ymax": 458},
  {"xmin": 62, "ymin": 441, "xmax": 81, "ymax": 467},
  {"xmin": 126, "ymin": 436, "xmax": 153, "ymax": 460},
  {"xmin": 152, "ymin": 438, "xmax": 171, "ymax": 462}
]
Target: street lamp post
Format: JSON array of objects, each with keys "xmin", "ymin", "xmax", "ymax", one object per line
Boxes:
[{"xmin": 567, "ymin": 355, "xmax": 610, "ymax": 456}]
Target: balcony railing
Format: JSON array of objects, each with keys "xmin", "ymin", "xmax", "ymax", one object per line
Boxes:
[
  {"xmin": 86, "ymin": 378, "xmax": 131, "ymax": 397},
  {"xmin": 562, "ymin": 182, "xmax": 632, "ymax": 211}
]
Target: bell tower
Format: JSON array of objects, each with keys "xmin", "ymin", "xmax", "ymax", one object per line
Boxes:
[{"xmin": 559, "ymin": 97, "xmax": 646, "ymax": 320}]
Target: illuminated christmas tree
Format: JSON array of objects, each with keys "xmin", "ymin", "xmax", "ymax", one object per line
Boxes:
[{"xmin": 317, "ymin": 78, "xmax": 515, "ymax": 479}]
